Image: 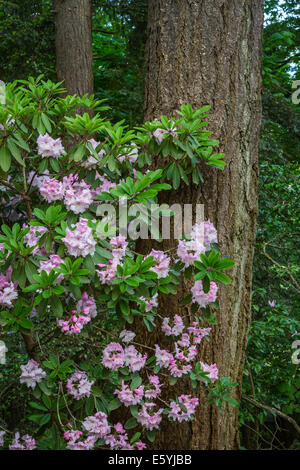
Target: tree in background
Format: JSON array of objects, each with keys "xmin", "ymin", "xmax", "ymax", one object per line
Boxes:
[
  {"xmin": 134, "ymin": 0, "xmax": 264, "ymax": 450},
  {"xmin": 53, "ymin": 0, "xmax": 93, "ymax": 96}
]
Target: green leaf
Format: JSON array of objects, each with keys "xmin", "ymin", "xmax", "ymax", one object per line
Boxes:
[
  {"xmin": 0, "ymin": 146, "xmax": 11, "ymax": 171},
  {"xmin": 146, "ymin": 430, "xmax": 156, "ymax": 442},
  {"xmin": 108, "ymin": 397, "xmax": 121, "ymax": 411},
  {"xmin": 124, "ymin": 417, "xmax": 138, "ymax": 430},
  {"xmin": 214, "ymin": 272, "xmax": 231, "ymax": 284}
]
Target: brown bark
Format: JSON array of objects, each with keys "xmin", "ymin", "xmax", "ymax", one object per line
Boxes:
[
  {"xmin": 53, "ymin": 0, "xmax": 93, "ymax": 96},
  {"xmin": 137, "ymin": 0, "xmax": 264, "ymax": 450}
]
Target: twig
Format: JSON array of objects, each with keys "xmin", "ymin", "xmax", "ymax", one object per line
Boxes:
[{"xmin": 242, "ymin": 395, "xmax": 300, "ymax": 436}]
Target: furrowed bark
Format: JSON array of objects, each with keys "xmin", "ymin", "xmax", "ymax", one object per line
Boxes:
[
  {"xmin": 53, "ymin": 0, "xmax": 93, "ymax": 96},
  {"xmin": 136, "ymin": 0, "xmax": 264, "ymax": 450}
]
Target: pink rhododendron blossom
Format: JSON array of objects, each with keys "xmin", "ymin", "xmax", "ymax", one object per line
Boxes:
[
  {"xmin": 92, "ymin": 178, "xmax": 116, "ymax": 197},
  {"xmin": 124, "ymin": 345, "xmax": 147, "ymax": 372},
  {"xmin": 19, "ymin": 360, "xmax": 46, "ymax": 389},
  {"xmin": 114, "ymin": 381, "xmax": 144, "ymax": 406},
  {"xmin": 9, "ymin": 433, "xmax": 36, "ymax": 450},
  {"xmin": 155, "ymin": 345, "xmax": 172, "ymax": 368},
  {"xmin": 27, "ymin": 171, "xmax": 46, "ymax": 189},
  {"xmin": 144, "ymin": 375, "xmax": 162, "ymax": 399},
  {"xmin": 38, "ymin": 255, "xmax": 64, "ymax": 283},
  {"xmin": 168, "ymin": 356, "xmax": 192, "ymax": 378},
  {"xmin": 147, "ymin": 249, "xmax": 170, "ymax": 278},
  {"xmin": 199, "ymin": 362, "xmax": 219, "ymax": 383},
  {"xmin": 137, "ymin": 403, "xmax": 163, "ymax": 431},
  {"xmin": 96, "ymin": 257, "xmax": 120, "ymax": 284},
  {"xmin": 23, "ymin": 224, "xmax": 48, "ymax": 254},
  {"xmin": 66, "ymin": 371, "xmax": 94, "ymax": 400},
  {"xmin": 168, "ymin": 395, "xmax": 199, "ymax": 422},
  {"xmin": 119, "ymin": 329, "xmax": 136, "ymax": 344},
  {"xmin": 187, "ymin": 323, "xmax": 211, "ymax": 344},
  {"xmin": 191, "ymin": 280, "xmax": 218, "ymax": 307},
  {"xmin": 37, "ymin": 133, "xmax": 64, "ymax": 158},
  {"xmin": 62, "ymin": 218, "xmax": 96, "ymax": 257},
  {"xmin": 174, "ymin": 340, "xmax": 198, "ymax": 363},
  {"xmin": 0, "ymin": 270, "xmax": 18, "ymax": 307},
  {"xmin": 141, "ymin": 293, "xmax": 158, "ymax": 312},
  {"xmin": 76, "ymin": 292, "xmax": 97, "ymax": 318},
  {"xmin": 64, "ymin": 178, "xmax": 93, "ymax": 214},
  {"xmin": 57, "ymin": 309, "xmax": 91, "ymax": 335},
  {"xmin": 82, "ymin": 411, "xmax": 111, "ymax": 438},
  {"xmin": 136, "ymin": 442, "xmax": 147, "ymax": 450},
  {"xmin": 162, "ymin": 315, "xmax": 184, "ymax": 336},
  {"xmin": 40, "ymin": 177, "xmax": 65, "ymax": 202},
  {"xmin": 102, "ymin": 342, "xmax": 125, "ymax": 370},
  {"xmin": 110, "ymin": 235, "xmax": 128, "ymax": 259}
]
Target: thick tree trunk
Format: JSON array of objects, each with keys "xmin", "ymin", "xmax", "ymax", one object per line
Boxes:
[
  {"xmin": 139, "ymin": 0, "xmax": 264, "ymax": 450},
  {"xmin": 53, "ymin": 0, "xmax": 93, "ymax": 96}
]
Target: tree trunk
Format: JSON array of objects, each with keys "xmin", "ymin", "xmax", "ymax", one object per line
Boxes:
[
  {"xmin": 53, "ymin": 0, "xmax": 93, "ymax": 96},
  {"xmin": 139, "ymin": 0, "xmax": 264, "ymax": 450}
]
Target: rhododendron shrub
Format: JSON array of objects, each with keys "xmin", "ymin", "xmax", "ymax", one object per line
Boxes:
[{"xmin": 0, "ymin": 77, "xmax": 237, "ymax": 450}]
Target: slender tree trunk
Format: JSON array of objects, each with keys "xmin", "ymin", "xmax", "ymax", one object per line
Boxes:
[
  {"xmin": 138, "ymin": 0, "xmax": 264, "ymax": 450},
  {"xmin": 53, "ymin": 0, "xmax": 93, "ymax": 96}
]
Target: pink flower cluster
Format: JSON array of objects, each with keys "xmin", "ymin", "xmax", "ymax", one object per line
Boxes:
[
  {"xmin": 38, "ymin": 254, "xmax": 64, "ymax": 283},
  {"xmin": 191, "ymin": 280, "xmax": 218, "ymax": 307},
  {"xmin": 177, "ymin": 221, "xmax": 218, "ymax": 267},
  {"xmin": 141, "ymin": 293, "xmax": 158, "ymax": 312},
  {"xmin": 62, "ymin": 218, "xmax": 96, "ymax": 257},
  {"xmin": 23, "ymin": 224, "xmax": 48, "ymax": 254},
  {"xmin": 19, "ymin": 359, "xmax": 46, "ymax": 389},
  {"xmin": 155, "ymin": 316, "xmax": 213, "ymax": 379},
  {"xmin": 137, "ymin": 403, "xmax": 163, "ymax": 431},
  {"xmin": 96, "ymin": 235, "xmax": 127, "ymax": 284},
  {"xmin": 168, "ymin": 395, "xmax": 199, "ymax": 422},
  {"xmin": 64, "ymin": 430, "xmax": 96, "ymax": 451},
  {"xmin": 119, "ymin": 329, "xmax": 136, "ymax": 344},
  {"xmin": 40, "ymin": 173, "xmax": 93, "ymax": 213},
  {"xmin": 37, "ymin": 133, "xmax": 64, "ymax": 158},
  {"xmin": 150, "ymin": 124, "xmax": 177, "ymax": 144},
  {"xmin": 76, "ymin": 292, "xmax": 97, "ymax": 318},
  {"xmin": 66, "ymin": 371, "xmax": 94, "ymax": 400},
  {"xmin": 64, "ymin": 177, "xmax": 93, "ymax": 214},
  {"xmin": 0, "ymin": 269, "xmax": 18, "ymax": 307},
  {"xmin": 162, "ymin": 315, "xmax": 184, "ymax": 336},
  {"xmin": 114, "ymin": 375, "xmax": 162, "ymax": 408},
  {"xmin": 147, "ymin": 249, "xmax": 170, "ymax": 278},
  {"xmin": 57, "ymin": 308, "xmax": 91, "ymax": 335},
  {"xmin": 9, "ymin": 432, "xmax": 36, "ymax": 450},
  {"xmin": 105, "ymin": 423, "xmax": 146, "ymax": 451},
  {"xmin": 114, "ymin": 381, "xmax": 144, "ymax": 407},
  {"xmin": 102, "ymin": 343, "xmax": 146, "ymax": 372},
  {"xmin": 92, "ymin": 177, "xmax": 117, "ymax": 199},
  {"xmin": 64, "ymin": 416, "xmax": 146, "ymax": 450},
  {"xmin": 40, "ymin": 176, "xmax": 65, "ymax": 202},
  {"xmin": 82, "ymin": 411, "xmax": 111, "ymax": 438},
  {"xmin": 199, "ymin": 362, "xmax": 219, "ymax": 384}
]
